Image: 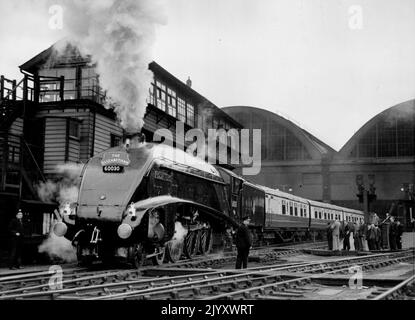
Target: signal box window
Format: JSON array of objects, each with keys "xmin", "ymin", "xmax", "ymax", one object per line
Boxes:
[
  {"xmin": 167, "ymin": 88, "xmax": 177, "ymax": 117},
  {"xmin": 68, "ymin": 119, "xmax": 80, "ymax": 139},
  {"xmin": 177, "ymin": 97, "xmax": 186, "ymax": 122},
  {"xmin": 186, "ymin": 103, "xmax": 195, "ymax": 127}
]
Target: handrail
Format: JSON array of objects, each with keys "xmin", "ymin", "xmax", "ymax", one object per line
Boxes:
[
  {"xmin": 1, "ymin": 78, "xmax": 25, "ymax": 101},
  {"xmin": 373, "ymin": 274, "xmax": 415, "ymax": 300},
  {"xmin": 21, "ymin": 139, "xmax": 46, "ymax": 183}
]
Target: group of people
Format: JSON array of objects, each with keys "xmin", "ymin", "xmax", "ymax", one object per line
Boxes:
[{"xmin": 326, "ymin": 213, "xmax": 405, "ymax": 252}]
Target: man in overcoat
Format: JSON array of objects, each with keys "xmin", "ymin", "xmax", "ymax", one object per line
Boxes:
[
  {"xmin": 235, "ymin": 216, "xmax": 252, "ymax": 269},
  {"xmin": 8, "ymin": 210, "xmax": 25, "ymax": 269}
]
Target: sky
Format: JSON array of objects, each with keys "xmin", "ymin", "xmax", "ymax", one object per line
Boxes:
[{"xmin": 0, "ymin": 0, "xmax": 414, "ymax": 150}]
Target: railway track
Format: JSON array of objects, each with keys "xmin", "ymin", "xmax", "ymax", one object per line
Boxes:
[
  {"xmin": 163, "ymin": 240, "xmax": 327, "ymax": 269},
  {"xmin": 0, "ymin": 241, "xmax": 325, "ymax": 293},
  {"xmin": 1, "ymin": 249, "xmax": 412, "ymax": 300},
  {"xmin": 369, "ymin": 275, "xmax": 415, "ymax": 300}
]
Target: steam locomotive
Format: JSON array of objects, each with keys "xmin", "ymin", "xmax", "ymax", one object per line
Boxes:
[{"xmin": 57, "ymin": 139, "xmax": 364, "ymax": 267}]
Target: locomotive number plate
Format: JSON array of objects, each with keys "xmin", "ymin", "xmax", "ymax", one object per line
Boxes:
[{"xmin": 103, "ymin": 165, "xmax": 124, "ymax": 173}]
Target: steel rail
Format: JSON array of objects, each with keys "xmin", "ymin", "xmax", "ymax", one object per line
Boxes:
[
  {"xmin": 203, "ymin": 255, "xmax": 415, "ymax": 300},
  {"xmin": 372, "ymin": 275, "xmax": 415, "ymax": 300},
  {"xmin": 87, "ymin": 250, "xmax": 413, "ymax": 300},
  {"xmin": 0, "ymin": 241, "xmax": 324, "ymax": 295},
  {"xmin": 102, "ymin": 255, "xmax": 412, "ymax": 300},
  {"xmin": 1, "ymin": 248, "xmax": 410, "ymax": 300},
  {"xmin": 0, "ymin": 261, "xmax": 311, "ymax": 300}
]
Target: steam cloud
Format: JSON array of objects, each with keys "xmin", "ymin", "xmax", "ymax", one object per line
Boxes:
[
  {"xmin": 173, "ymin": 221, "xmax": 188, "ymax": 242},
  {"xmin": 167, "ymin": 221, "xmax": 188, "ymax": 259},
  {"xmin": 57, "ymin": 0, "xmax": 166, "ymax": 132},
  {"xmin": 38, "ymin": 229, "xmax": 77, "ymax": 263},
  {"xmin": 37, "ymin": 163, "xmax": 84, "ymax": 204},
  {"xmin": 37, "ymin": 163, "xmax": 83, "ymax": 262}
]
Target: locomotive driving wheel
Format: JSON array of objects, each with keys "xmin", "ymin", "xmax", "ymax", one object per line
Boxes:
[
  {"xmin": 130, "ymin": 243, "xmax": 145, "ymax": 268},
  {"xmin": 152, "ymin": 246, "xmax": 166, "ymax": 266},
  {"xmin": 199, "ymin": 228, "xmax": 212, "ymax": 254},
  {"xmin": 165, "ymin": 240, "xmax": 184, "ymax": 263},
  {"xmin": 192, "ymin": 230, "xmax": 201, "ymax": 256},
  {"xmin": 184, "ymin": 231, "xmax": 196, "ymax": 258},
  {"xmin": 202, "ymin": 228, "xmax": 213, "ymax": 254}
]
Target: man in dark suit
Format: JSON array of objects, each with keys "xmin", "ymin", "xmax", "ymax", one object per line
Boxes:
[
  {"xmin": 235, "ymin": 216, "xmax": 252, "ymax": 269},
  {"xmin": 8, "ymin": 209, "xmax": 25, "ymax": 269},
  {"xmin": 389, "ymin": 216, "xmax": 397, "ymax": 250},
  {"xmin": 396, "ymin": 220, "xmax": 404, "ymax": 250},
  {"xmin": 326, "ymin": 222, "xmax": 333, "ymax": 250}
]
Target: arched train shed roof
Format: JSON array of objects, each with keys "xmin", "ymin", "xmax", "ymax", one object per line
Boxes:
[
  {"xmin": 222, "ymin": 106, "xmax": 335, "ymax": 160},
  {"xmin": 338, "ymin": 99, "xmax": 415, "ymax": 158}
]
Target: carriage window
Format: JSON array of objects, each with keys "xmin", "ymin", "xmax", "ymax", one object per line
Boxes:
[
  {"xmin": 282, "ymin": 203, "xmax": 286, "ymax": 215},
  {"xmin": 324, "ymin": 212, "xmax": 327, "ymax": 219},
  {"xmin": 294, "ymin": 206, "xmax": 298, "ymax": 216},
  {"xmin": 319, "ymin": 212, "xmax": 322, "ymax": 219},
  {"xmin": 300, "ymin": 208, "xmax": 303, "ymax": 217},
  {"xmin": 290, "ymin": 205, "xmax": 293, "ymax": 216}
]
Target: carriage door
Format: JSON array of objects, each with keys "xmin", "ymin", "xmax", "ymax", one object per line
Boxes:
[{"xmin": 231, "ymin": 177, "xmax": 243, "ymax": 219}]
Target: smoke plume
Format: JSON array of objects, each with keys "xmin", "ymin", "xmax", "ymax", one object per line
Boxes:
[
  {"xmin": 37, "ymin": 163, "xmax": 84, "ymax": 204},
  {"xmin": 57, "ymin": 0, "xmax": 166, "ymax": 132},
  {"xmin": 38, "ymin": 228, "xmax": 77, "ymax": 263},
  {"xmin": 173, "ymin": 221, "xmax": 188, "ymax": 242},
  {"xmin": 37, "ymin": 163, "xmax": 83, "ymax": 262}
]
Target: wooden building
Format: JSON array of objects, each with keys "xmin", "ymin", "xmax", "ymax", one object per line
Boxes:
[{"xmin": 0, "ymin": 42, "xmax": 243, "ymax": 255}]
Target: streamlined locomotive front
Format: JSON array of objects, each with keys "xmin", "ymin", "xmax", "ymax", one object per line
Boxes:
[
  {"xmin": 71, "ymin": 143, "xmax": 155, "ymax": 264},
  {"xmin": 62, "ymin": 141, "xmax": 235, "ymax": 266}
]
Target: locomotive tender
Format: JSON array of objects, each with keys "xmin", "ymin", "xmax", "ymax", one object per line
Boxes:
[{"xmin": 58, "ymin": 140, "xmax": 364, "ymax": 266}]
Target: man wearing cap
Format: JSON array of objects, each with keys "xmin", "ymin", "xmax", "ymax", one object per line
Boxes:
[
  {"xmin": 235, "ymin": 216, "xmax": 252, "ymax": 269},
  {"xmin": 8, "ymin": 210, "xmax": 25, "ymax": 269}
]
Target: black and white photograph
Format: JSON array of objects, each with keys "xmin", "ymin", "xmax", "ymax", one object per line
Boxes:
[{"xmin": 0, "ymin": 0, "xmax": 414, "ymax": 312}]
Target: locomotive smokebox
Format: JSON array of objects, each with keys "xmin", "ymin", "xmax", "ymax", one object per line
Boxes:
[{"xmin": 124, "ymin": 131, "xmax": 146, "ymax": 150}]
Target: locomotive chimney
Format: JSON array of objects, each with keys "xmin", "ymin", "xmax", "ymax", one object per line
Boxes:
[{"xmin": 124, "ymin": 131, "xmax": 146, "ymax": 150}]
